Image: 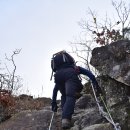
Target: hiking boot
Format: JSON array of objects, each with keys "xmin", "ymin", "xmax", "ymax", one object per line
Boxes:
[{"xmin": 62, "ymin": 119, "xmax": 71, "ymax": 129}]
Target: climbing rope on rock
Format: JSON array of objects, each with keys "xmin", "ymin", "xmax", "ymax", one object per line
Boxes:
[
  {"xmin": 91, "ymin": 83, "xmax": 121, "ymax": 130},
  {"xmin": 48, "ymin": 111, "xmax": 62, "ymax": 130},
  {"xmin": 49, "ymin": 112, "xmax": 55, "ymax": 130}
]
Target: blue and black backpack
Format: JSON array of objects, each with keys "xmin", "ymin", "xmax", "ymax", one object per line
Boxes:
[{"xmin": 50, "ymin": 50, "xmax": 76, "ymax": 80}]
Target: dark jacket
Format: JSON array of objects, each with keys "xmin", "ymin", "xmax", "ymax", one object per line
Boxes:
[{"xmin": 52, "ymin": 66, "xmax": 100, "ymax": 103}]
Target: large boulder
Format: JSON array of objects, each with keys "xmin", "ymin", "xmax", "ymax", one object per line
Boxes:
[
  {"xmin": 0, "ymin": 107, "xmax": 52, "ymax": 130},
  {"xmin": 90, "ymin": 40, "xmax": 130, "ymax": 86},
  {"xmin": 97, "ymin": 76, "xmax": 130, "ymax": 129},
  {"xmin": 90, "ymin": 40, "xmax": 130, "ymax": 130},
  {"xmin": 82, "ymin": 123, "xmax": 113, "ymax": 130}
]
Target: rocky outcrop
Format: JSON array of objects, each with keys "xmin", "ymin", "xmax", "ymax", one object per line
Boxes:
[
  {"xmin": 0, "ymin": 107, "xmax": 53, "ymax": 130},
  {"xmin": 90, "ymin": 40, "xmax": 130, "ymax": 86},
  {"xmin": 0, "ymin": 94, "xmax": 113, "ymax": 130},
  {"xmin": 90, "ymin": 40, "xmax": 130, "ymax": 130}
]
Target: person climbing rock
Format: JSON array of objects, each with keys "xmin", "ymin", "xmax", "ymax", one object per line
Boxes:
[{"xmin": 50, "ymin": 50, "xmax": 102, "ymax": 129}]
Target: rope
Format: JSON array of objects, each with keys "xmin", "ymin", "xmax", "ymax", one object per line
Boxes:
[
  {"xmin": 91, "ymin": 83, "xmax": 121, "ymax": 130},
  {"xmin": 49, "ymin": 112, "xmax": 55, "ymax": 130},
  {"xmin": 48, "ymin": 111, "xmax": 62, "ymax": 130}
]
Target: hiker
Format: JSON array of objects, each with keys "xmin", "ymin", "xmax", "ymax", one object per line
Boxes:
[{"xmin": 50, "ymin": 50, "xmax": 102, "ymax": 129}]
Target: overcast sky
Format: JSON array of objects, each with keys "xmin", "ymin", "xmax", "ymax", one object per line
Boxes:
[{"xmin": 0, "ymin": 0, "xmax": 129, "ymax": 99}]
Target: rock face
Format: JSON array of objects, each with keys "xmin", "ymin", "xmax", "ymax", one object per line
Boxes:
[
  {"xmin": 90, "ymin": 40, "xmax": 130, "ymax": 130},
  {"xmin": 0, "ymin": 95, "xmax": 112, "ymax": 130},
  {"xmin": 96, "ymin": 76, "xmax": 130, "ymax": 130},
  {"xmin": 90, "ymin": 40, "xmax": 130, "ymax": 86},
  {"xmin": 0, "ymin": 107, "xmax": 54, "ymax": 130},
  {"xmin": 0, "ymin": 40, "xmax": 130, "ymax": 130}
]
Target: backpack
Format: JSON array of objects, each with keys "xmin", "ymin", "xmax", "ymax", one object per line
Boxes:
[{"xmin": 50, "ymin": 50, "xmax": 75, "ymax": 80}]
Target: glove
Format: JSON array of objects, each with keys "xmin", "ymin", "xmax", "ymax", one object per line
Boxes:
[
  {"xmin": 51, "ymin": 102, "xmax": 58, "ymax": 112},
  {"xmin": 95, "ymin": 86, "xmax": 103, "ymax": 97}
]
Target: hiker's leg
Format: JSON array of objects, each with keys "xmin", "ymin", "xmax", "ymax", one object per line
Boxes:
[
  {"xmin": 61, "ymin": 95, "xmax": 66, "ymax": 110},
  {"xmin": 58, "ymin": 84, "xmax": 66, "ymax": 110},
  {"xmin": 62, "ymin": 81, "xmax": 77, "ymax": 120}
]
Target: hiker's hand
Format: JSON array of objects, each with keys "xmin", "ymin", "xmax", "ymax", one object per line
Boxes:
[
  {"xmin": 51, "ymin": 102, "xmax": 58, "ymax": 112},
  {"xmin": 95, "ymin": 86, "xmax": 103, "ymax": 97}
]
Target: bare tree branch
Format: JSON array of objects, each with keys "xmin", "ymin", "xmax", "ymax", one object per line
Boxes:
[{"xmin": 5, "ymin": 49, "xmax": 21, "ymax": 90}]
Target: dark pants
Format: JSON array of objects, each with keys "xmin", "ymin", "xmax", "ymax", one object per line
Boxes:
[{"xmin": 54, "ymin": 67, "xmax": 83, "ymax": 120}]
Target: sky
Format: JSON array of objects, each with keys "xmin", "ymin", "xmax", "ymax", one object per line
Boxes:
[{"xmin": 0, "ymin": 0, "xmax": 129, "ymax": 99}]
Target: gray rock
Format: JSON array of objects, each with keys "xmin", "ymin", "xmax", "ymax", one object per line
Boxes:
[
  {"xmin": 90, "ymin": 40, "xmax": 130, "ymax": 130},
  {"xmin": 73, "ymin": 107, "xmax": 104, "ymax": 129},
  {"xmin": 70, "ymin": 125, "xmax": 80, "ymax": 130},
  {"xmin": 98, "ymin": 76, "xmax": 129, "ymax": 108},
  {"xmin": 90, "ymin": 40, "xmax": 130, "ymax": 86},
  {"xmin": 75, "ymin": 94, "xmax": 96, "ymax": 109},
  {"xmin": 0, "ymin": 109, "xmax": 60, "ymax": 130},
  {"xmin": 82, "ymin": 123, "xmax": 113, "ymax": 130}
]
